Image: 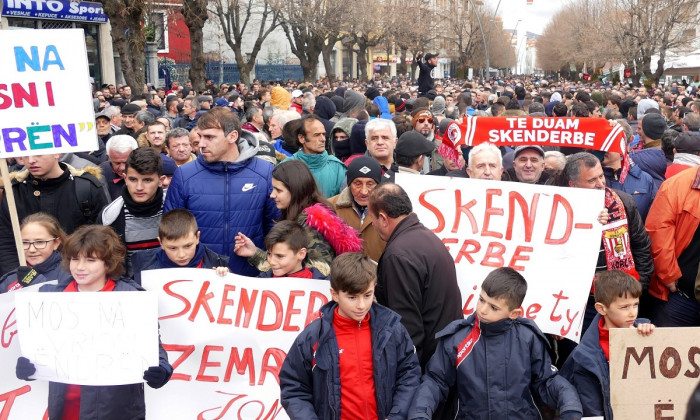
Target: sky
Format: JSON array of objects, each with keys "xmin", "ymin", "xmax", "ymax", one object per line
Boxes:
[{"xmin": 484, "ymin": 0, "xmax": 568, "ymax": 70}]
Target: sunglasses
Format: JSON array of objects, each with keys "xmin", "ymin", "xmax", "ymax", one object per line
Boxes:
[{"xmin": 417, "ymin": 117, "xmax": 434, "ymax": 124}]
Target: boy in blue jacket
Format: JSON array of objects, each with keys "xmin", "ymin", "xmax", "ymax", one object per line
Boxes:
[
  {"xmin": 409, "ymin": 267, "xmax": 583, "ymax": 420},
  {"xmin": 131, "ymin": 209, "xmax": 229, "ymax": 284},
  {"xmin": 561, "ymin": 270, "xmax": 654, "ymax": 419},
  {"xmin": 279, "ymin": 252, "xmax": 421, "ymax": 419}
]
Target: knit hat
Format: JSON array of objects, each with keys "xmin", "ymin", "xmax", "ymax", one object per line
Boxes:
[
  {"xmin": 432, "ymin": 96, "xmax": 446, "ymax": 116},
  {"xmin": 365, "ymin": 87, "xmax": 380, "ymax": 100},
  {"xmin": 349, "ymin": 119, "xmax": 368, "ymax": 155},
  {"xmin": 396, "ymin": 131, "xmax": 435, "ymax": 158},
  {"xmin": 346, "ymin": 156, "xmax": 382, "ymax": 185},
  {"xmin": 641, "ymin": 113, "xmax": 666, "ymax": 140},
  {"xmin": 161, "ymin": 155, "xmax": 178, "ymax": 176},
  {"xmin": 637, "ymin": 98, "xmax": 659, "ymax": 120},
  {"xmin": 270, "ymin": 86, "xmax": 291, "ymax": 110},
  {"xmin": 394, "ymin": 98, "xmax": 406, "ymax": 113},
  {"xmin": 411, "ymin": 109, "xmax": 434, "ymax": 128}
]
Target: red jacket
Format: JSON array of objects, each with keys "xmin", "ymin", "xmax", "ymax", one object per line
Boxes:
[{"xmin": 646, "ymin": 166, "xmax": 700, "ymax": 300}]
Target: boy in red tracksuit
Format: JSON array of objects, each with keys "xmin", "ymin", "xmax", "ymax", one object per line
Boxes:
[{"xmin": 279, "ymin": 252, "xmax": 421, "ymax": 419}]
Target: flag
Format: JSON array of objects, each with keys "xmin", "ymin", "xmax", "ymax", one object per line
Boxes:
[
  {"xmin": 624, "ymin": 68, "xmax": 631, "ymax": 78},
  {"xmin": 583, "ymin": 73, "xmax": 591, "ymax": 81}
]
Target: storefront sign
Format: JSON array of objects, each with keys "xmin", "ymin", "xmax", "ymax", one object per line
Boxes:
[{"xmin": 2, "ymin": 0, "xmax": 108, "ymax": 23}]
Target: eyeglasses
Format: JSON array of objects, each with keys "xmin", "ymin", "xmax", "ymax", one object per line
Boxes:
[
  {"xmin": 417, "ymin": 117, "xmax": 434, "ymax": 124},
  {"xmin": 22, "ymin": 238, "xmax": 58, "ymax": 250}
]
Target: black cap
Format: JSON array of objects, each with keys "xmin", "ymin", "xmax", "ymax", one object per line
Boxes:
[
  {"xmin": 347, "ymin": 157, "xmax": 382, "ymax": 185},
  {"xmin": 674, "ymin": 131, "xmax": 700, "ymax": 154},
  {"xmin": 425, "ymin": 53, "xmax": 439, "ymax": 61},
  {"xmin": 121, "ymin": 103, "xmax": 141, "ymax": 115},
  {"xmin": 365, "ymin": 86, "xmax": 380, "ymax": 100},
  {"xmin": 396, "ymin": 131, "xmax": 435, "ymax": 158}
]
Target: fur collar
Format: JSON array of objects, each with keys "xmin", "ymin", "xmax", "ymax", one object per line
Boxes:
[
  {"xmin": 2, "ymin": 163, "xmax": 102, "ymax": 186},
  {"xmin": 304, "ymin": 203, "xmax": 363, "ymax": 255},
  {"xmin": 334, "ymin": 187, "xmax": 354, "ymax": 208}
]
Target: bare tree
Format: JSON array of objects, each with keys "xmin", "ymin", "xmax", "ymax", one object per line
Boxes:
[
  {"xmin": 181, "ymin": 0, "xmax": 209, "ymax": 92},
  {"xmin": 340, "ymin": 1, "xmax": 390, "ymax": 81},
  {"xmin": 390, "ymin": 0, "xmax": 438, "ymax": 77},
  {"xmin": 271, "ymin": 0, "xmax": 343, "ymax": 82},
  {"xmin": 101, "ymin": 0, "xmax": 147, "ymax": 93},
  {"xmin": 209, "ymin": 0, "xmax": 281, "ymax": 85}
]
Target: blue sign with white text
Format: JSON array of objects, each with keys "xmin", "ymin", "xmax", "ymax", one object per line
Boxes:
[{"xmin": 2, "ymin": 0, "xmax": 108, "ymax": 23}]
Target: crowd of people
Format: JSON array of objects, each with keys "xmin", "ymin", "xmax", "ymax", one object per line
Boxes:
[{"xmin": 2, "ymin": 65, "xmax": 700, "ymax": 419}]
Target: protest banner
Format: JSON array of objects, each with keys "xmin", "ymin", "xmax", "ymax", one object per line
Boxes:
[
  {"xmin": 0, "ymin": 288, "xmax": 48, "ymax": 419},
  {"xmin": 142, "ymin": 268, "xmax": 331, "ymax": 419},
  {"xmin": 610, "ymin": 327, "xmax": 700, "ymax": 419},
  {"xmin": 14, "ymin": 291, "xmax": 159, "ymax": 386},
  {"xmin": 0, "ymin": 28, "xmax": 96, "ymax": 158},
  {"xmin": 440, "ymin": 117, "xmax": 630, "ymax": 181},
  {"xmin": 396, "ymin": 173, "xmax": 604, "ymax": 342}
]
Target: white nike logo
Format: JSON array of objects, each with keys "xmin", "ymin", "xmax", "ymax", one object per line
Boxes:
[{"xmin": 242, "ymin": 183, "xmax": 256, "ymax": 192}]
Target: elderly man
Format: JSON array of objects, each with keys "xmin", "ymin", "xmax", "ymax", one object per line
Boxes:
[
  {"xmin": 114, "ymin": 103, "xmax": 141, "ymax": 137},
  {"xmin": 166, "ymin": 128, "xmax": 196, "ymax": 166},
  {"xmin": 100, "ymin": 134, "xmax": 139, "ymax": 200},
  {"xmin": 506, "ymin": 145, "xmax": 553, "ymax": 184},
  {"xmin": 329, "ymin": 157, "xmax": 385, "ymax": 261},
  {"xmin": 466, "ymin": 143, "xmax": 504, "ymax": 180},
  {"xmin": 365, "ymin": 118, "xmax": 398, "ymax": 180}
]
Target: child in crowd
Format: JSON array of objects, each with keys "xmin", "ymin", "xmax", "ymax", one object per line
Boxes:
[
  {"xmin": 280, "ymin": 252, "xmax": 421, "ymax": 419},
  {"xmin": 131, "ymin": 209, "xmax": 229, "ymax": 284},
  {"xmin": 409, "ymin": 267, "xmax": 582, "ymax": 420},
  {"xmin": 561, "ymin": 270, "xmax": 654, "ymax": 419},
  {"xmin": 0, "ymin": 213, "xmax": 71, "ymax": 292},
  {"xmin": 15, "ymin": 224, "xmax": 172, "ymax": 419},
  {"xmin": 258, "ymin": 220, "xmax": 328, "ymax": 279}
]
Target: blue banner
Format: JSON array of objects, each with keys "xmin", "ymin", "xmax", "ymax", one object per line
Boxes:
[{"xmin": 2, "ymin": 0, "xmax": 108, "ymax": 23}]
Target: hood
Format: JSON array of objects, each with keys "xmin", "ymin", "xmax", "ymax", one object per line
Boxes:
[
  {"xmin": 373, "ymin": 96, "xmax": 391, "ymax": 119},
  {"xmin": 331, "ymin": 96, "xmax": 345, "ymax": 116},
  {"xmin": 342, "ymin": 89, "xmax": 366, "ymax": 115},
  {"xmin": 330, "ymin": 117, "xmax": 358, "ymax": 138},
  {"xmin": 237, "ymin": 129, "xmax": 260, "ymax": 162},
  {"xmin": 314, "ymin": 96, "xmax": 337, "ymax": 120},
  {"xmin": 630, "ymin": 148, "xmax": 666, "ymax": 185},
  {"xmin": 349, "ymin": 120, "xmax": 368, "ymax": 155},
  {"xmin": 270, "ymin": 86, "xmax": 291, "ymax": 110}
]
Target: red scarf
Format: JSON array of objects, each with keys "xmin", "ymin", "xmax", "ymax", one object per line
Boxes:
[
  {"xmin": 441, "ymin": 117, "xmax": 629, "ymax": 182},
  {"xmin": 602, "ymin": 188, "xmax": 639, "ymax": 279}
]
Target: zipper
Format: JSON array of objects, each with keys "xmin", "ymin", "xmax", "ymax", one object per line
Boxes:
[{"xmin": 224, "ymin": 163, "xmax": 229, "ymax": 251}]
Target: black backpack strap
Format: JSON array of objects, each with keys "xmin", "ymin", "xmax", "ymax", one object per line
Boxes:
[{"xmin": 74, "ymin": 176, "xmax": 92, "ymax": 218}]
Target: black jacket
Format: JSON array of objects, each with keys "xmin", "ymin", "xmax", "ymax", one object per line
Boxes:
[
  {"xmin": 416, "ymin": 54, "xmax": 436, "ymax": 94},
  {"xmin": 0, "ymin": 163, "xmax": 107, "ymax": 275},
  {"xmin": 376, "ymin": 213, "xmax": 463, "ymax": 368}
]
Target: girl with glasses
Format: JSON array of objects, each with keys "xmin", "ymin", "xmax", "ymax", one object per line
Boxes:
[{"xmin": 0, "ymin": 212, "xmax": 71, "ymax": 292}]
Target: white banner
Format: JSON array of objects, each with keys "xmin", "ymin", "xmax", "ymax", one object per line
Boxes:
[
  {"xmin": 396, "ymin": 173, "xmax": 604, "ymax": 342},
  {"xmin": 0, "ymin": 286, "xmax": 48, "ymax": 419},
  {"xmin": 0, "ymin": 29, "xmax": 97, "ymax": 158},
  {"xmin": 142, "ymin": 268, "xmax": 331, "ymax": 419},
  {"xmin": 14, "ymin": 291, "xmax": 159, "ymax": 385}
]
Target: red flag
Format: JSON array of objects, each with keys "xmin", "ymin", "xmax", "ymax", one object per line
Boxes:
[
  {"xmin": 624, "ymin": 68, "xmax": 631, "ymax": 78},
  {"xmin": 583, "ymin": 73, "xmax": 591, "ymax": 81},
  {"xmin": 440, "ymin": 117, "xmax": 630, "ymax": 182}
]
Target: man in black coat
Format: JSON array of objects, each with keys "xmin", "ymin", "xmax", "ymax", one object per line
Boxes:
[{"xmin": 416, "ymin": 52, "xmax": 439, "ymax": 97}]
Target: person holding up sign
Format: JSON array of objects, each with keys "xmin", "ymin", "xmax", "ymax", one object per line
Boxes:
[
  {"xmin": 15, "ymin": 225, "xmax": 173, "ymax": 419},
  {"xmin": 408, "ymin": 268, "xmax": 583, "ymax": 420},
  {"xmin": 280, "ymin": 252, "xmax": 421, "ymax": 419},
  {"xmin": 0, "ymin": 213, "xmax": 71, "ymax": 293},
  {"xmin": 560, "ymin": 270, "xmax": 654, "ymax": 419}
]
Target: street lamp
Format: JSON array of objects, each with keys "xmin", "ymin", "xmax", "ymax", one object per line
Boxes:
[
  {"xmin": 506, "ymin": 20, "xmax": 521, "ymax": 76},
  {"xmin": 466, "ymin": 0, "xmax": 503, "ymax": 79}
]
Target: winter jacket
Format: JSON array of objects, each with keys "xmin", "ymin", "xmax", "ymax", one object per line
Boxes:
[
  {"xmin": 409, "ymin": 315, "xmax": 583, "ymax": 420},
  {"xmin": 0, "ymin": 251, "xmax": 71, "ymax": 293},
  {"xmin": 603, "ymin": 164, "xmax": 657, "ymax": 221},
  {"xmin": 376, "ymin": 213, "xmax": 463, "ymax": 368},
  {"xmin": 163, "ymin": 131, "xmax": 280, "ymax": 277},
  {"xmin": 0, "ymin": 163, "xmax": 108, "ymax": 275},
  {"xmin": 99, "ymin": 160, "xmax": 125, "ymax": 201},
  {"xmin": 596, "ymin": 189, "xmax": 654, "ymax": 290},
  {"xmin": 279, "ymin": 301, "xmax": 421, "ymax": 420},
  {"xmin": 560, "ymin": 314, "xmax": 649, "ymax": 419},
  {"xmin": 416, "ymin": 54, "xmax": 436, "ymax": 95},
  {"xmin": 328, "ymin": 187, "xmax": 386, "ymax": 262},
  {"xmin": 373, "ymin": 96, "xmax": 391, "ymax": 119},
  {"xmin": 284, "ymin": 151, "xmax": 347, "ymax": 198},
  {"xmin": 630, "ymin": 148, "xmax": 667, "ymax": 191},
  {"xmin": 645, "ymin": 166, "xmax": 700, "ymax": 301},
  {"xmin": 40, "ymin": 277, "xmax": 172, "ymax": 420},
  {"xmin": 131, "ymin": 244, "xmax": 230, "ymax": 284}
]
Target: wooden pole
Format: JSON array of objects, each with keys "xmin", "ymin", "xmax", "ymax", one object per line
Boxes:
[{"xmin": 0, "ymin": 158, "xmax": 26, "ymax": 266}]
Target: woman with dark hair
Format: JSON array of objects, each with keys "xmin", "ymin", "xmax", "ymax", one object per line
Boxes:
[{"xmin": 235, "ymin": 160, "xmax": 362, "ymax": 275}]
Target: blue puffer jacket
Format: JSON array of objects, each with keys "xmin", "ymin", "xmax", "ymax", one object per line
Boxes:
[
  {"xmin": 40, "ymin": 277, "xmax": 172, "ymax": 420},
  {"xmin": 164, "ymin": 131, "xmax": 280, "ymax": 277},
  {"xmin": 604, "ymin": 164, "xmax": 658, "ymax": 221},
  {"xmin": 560, "ymin": 314, "xmax": 649, "ymax": 419},
  {"xmin": 131, "ymin": 244, "xmax": 230, "ymax": 284},
  {"xmin": 280, "ymin": 301, "xmax": 421, "ymax": 420},
  {"xmin": 409, "ymin": 314, "xmax": 582, "ymax": 420}
]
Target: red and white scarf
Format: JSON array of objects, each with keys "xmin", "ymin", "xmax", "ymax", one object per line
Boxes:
[{"xmin": 601, "ymin": 188, "xmax": 639, "ymax": 279}]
